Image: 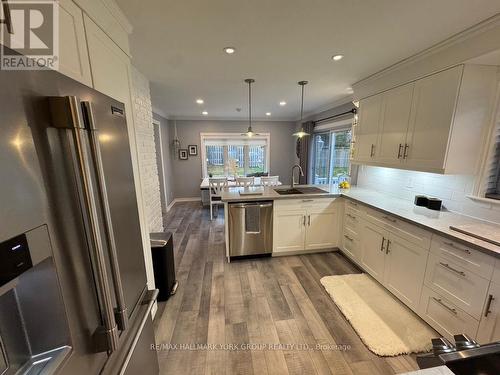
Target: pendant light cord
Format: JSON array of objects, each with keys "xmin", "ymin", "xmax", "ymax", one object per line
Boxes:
[
  {"xmin": 248, "ymin": 80, "xmax": 252, "ymax": 129},
  {"xmin": 301, "ymin": 84, "xmax": 304, "ymax": 121}
]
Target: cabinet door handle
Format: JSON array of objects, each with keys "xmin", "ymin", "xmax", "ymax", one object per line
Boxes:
[
  {"xmin": 432, "ymin": 297, "xmax": 457, "ymax": 315},
  {"xmin": 370, "ymin": 144, "xmax": 375, "ymax": 157},
  {"xmin": 308, "ymin": 215, "xmax": 311, "ymax": 226},
  {"xmin": 303, "ymin": 215, "xmax": 306, "ymax": 226},
  {"xmin": 397, "ymin": 143, "xmax": 403, "ymax": 159},
  {"xmin": 380, "ymin": 237, "xmax": 386, "ymax": 252},
  {"xmin": 385, "ymin": 239, "xmax": 391, "ymax": 254},
  {"xmin": 382, "ymin": 215, "xmax": 397, "ymax": 223},
  {"xmin": 403, "ymin": 143, "xmax": 409, "ymax": 159},
  {"xmin": 443, "ymin": 241, "xmax": 471, "ymax": 255},
  {"xmin": 484, "ymin": 294, "xmax": 494, "ymax": 317},
  {"xmin": 439, "ymin": 262, "xmax": 466, "ymax": 277}
]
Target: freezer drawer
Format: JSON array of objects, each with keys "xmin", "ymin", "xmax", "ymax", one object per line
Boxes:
[{"xmin": 228, "ymin": 202, "xmax": 273, "ymax": 256}]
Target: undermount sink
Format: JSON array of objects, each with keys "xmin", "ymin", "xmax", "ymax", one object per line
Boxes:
[
  {"xmin": 273, "ymin": 188, "xmax": 303, "ymax": 195},
  {"xmin": 273, "ymin": 186, "xmax": 329, "ymax": 195}
]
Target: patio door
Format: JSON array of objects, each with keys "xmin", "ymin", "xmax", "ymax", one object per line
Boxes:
[{"xmin": 311, "ymin": 128, "xmax": 352, "ymax": 185}]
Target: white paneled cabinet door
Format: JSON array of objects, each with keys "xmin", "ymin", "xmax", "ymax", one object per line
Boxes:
[
  {"xmin": 360, "ymin": 220, "xmax": 387, "ymax": 282},
  {"xmin": 273, "ymin": 210, "xmax": 306, "ymax": 253},
  {"xmin": 477, "ymin": 282, "xmax": 500, "ymax": 342},
  {"xmin": 383, "ymin": 234, "xmax": 429, "ymax": 310},
  {"xmin": 58, "ymin": 0, "xmax": 92, "ymax": 86},
  {"xmin": 354, "ymin": 94, "xmax": 383, "ymax": 162},
  {"xmin": 376, "ymin": 83, "xmax": 414, "ymax": 165},
  {"xmin": 404, "ymin": 66, "xmax": 462, "ymax": 172},
  {"xmin": 305, "ymin": 210, "xmax": 338, "ymax": 251}
]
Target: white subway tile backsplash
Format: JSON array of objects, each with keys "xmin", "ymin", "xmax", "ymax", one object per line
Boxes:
[{"xmin": 357, "ymin": 166, "xmax": 500, "ymax": 224}]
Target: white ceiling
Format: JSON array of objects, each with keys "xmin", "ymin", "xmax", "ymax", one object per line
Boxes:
[{"xmin": 116, "ymin": 0, "xmax": 500, "ymax": 120}]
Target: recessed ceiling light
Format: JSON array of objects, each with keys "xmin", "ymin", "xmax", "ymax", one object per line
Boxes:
[
  {"xmin": 223, "ymin": 47, "xmax": 236, "ymax": 54},
  {"xmin": 279, "ymin": 101, "xmax": 287, "ymax": 106},
  {"xmin": 265, "ymin": 112, "xmax": 271, "ymax": 116},
  {"xmin": 202, "ymin": 111, "xmax": 208, "ymax": 115},
  {"xmin": 196, "ymin": 98, "xmax": 204, "ymax": 104},
  {"xmin": 332, "ymin": 54, "xmax": 344, "ymax": 61}
]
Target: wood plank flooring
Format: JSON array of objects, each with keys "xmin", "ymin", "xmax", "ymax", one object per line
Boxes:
[{"xmin": 153, "ymin": 202, "xmax": 419, "ymax": 375}]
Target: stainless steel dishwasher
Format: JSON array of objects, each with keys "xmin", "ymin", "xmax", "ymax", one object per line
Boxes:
[{"xmin": 228, "ymin": 201, "xmax": 273, "ymax": 256}]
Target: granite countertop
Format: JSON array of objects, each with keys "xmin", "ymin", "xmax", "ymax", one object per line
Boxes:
[{"xmin": 220, "ymin": 184, "xmax": 500, "ymax": 258}]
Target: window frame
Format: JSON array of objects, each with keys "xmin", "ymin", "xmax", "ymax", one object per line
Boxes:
[
  {"xmin": 200, "ymin": 132, "xmax": 271, "ymax": 178},
  {"xmin": 310, "ymin": 117, "xmax": 355, "ymax": 185}
]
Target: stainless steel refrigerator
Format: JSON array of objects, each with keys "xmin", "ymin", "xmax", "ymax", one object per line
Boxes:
[{"xmin": 0, "ymin": 54, "xmax": 159, "ymax": 374}]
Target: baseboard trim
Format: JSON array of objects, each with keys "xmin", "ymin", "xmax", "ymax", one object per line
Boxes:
[{"xmin": 166, "ymin": 197, "xmax": 202, "ymax": 211}]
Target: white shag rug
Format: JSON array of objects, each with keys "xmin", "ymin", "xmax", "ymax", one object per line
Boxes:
[{"xmin": 320, "ymin": 274, "xmax": 435, "ymax": 356}]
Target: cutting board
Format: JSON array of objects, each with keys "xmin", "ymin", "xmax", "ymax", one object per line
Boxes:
[{"xmin": 450, "ymin": 223, "xmax": 500, "ymax": 247}]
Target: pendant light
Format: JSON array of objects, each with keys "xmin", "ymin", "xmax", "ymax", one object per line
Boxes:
[
  {"xmin": 242, "ymin": 78, "xmax": 259, "ymax": 137},
  {"xmin": 293, "ymin": 80, "xmax": 310, "ymax": 138}
]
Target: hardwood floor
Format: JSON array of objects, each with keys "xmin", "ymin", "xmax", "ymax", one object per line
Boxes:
[{"xmin": 153, "ymin": 202, "xmax": 419, "ymax": 375}]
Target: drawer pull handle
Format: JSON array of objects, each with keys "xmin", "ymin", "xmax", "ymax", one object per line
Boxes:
[
  {"xmin": 484, "ymin": 294, "xmax": 494, "ymax": 317},
  {"xmin": 382, "ymin": 215, "xmax": 397, "ymax": 223},
  {"xmin": 302, "ymin": 199, "xmax": 314, "ymax": 203},
  {"xmin": 439, "ymin": 262, "xmax": 466, "ymax": 277},
  {"xmin": 443, "ymin": 241, "xmax": 471, "ymax": 255},
  {"xmin": 380, "ymin": 237, "xmax": 386, "ymax": 252},
  {"xmin": 349, "ymin": 201, "xmax": 358, "ymax": 207},
  {"xmin": 432, "ymin": 297, "xmax": 457, "ymax": 315},
  {"xmin": 344, "ymin": 234, "xmax": 353, "ymax": 241},
  {"xmin": 346, "ymin": 213, "xmax": 356, "ymax": 220}
]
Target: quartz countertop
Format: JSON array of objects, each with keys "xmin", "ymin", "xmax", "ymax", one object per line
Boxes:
[
  {"xmin": 219, "ymin": 184, "xmax": 339, "ymax": 202},
  {"xmin": 221, "ymin": 184, "xmax": 500, "ymax": 258},
  {"xmin": 341, "ymin": 187, "xmax": 500, "ymax": 258}
]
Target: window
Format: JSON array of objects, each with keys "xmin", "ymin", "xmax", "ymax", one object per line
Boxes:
[
  {"xmin": 201, "ymin": 133, "xmax": 270, "ymax": 178},
  {"xmin": 484, "ymin": 111, "xmax": 500, "ymax": 200},
  {"xmin": 311, "ymin": 128, "xmax": 352, "ymax": 185}
]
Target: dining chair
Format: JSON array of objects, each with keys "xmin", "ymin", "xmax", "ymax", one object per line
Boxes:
[
  {"xmin": 261, "ymin": 176, "xmax": 280, "ymax": 186},
  {"xmin": 235, "ymin": 177, "xmax": 255, "ymax": 187},
  {"xmin": 209, "ymin": 178, "xmax": 228, "ymax": 220}
]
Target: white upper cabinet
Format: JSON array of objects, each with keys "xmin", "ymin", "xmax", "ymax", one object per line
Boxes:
[
  {"xmin": 404, "ymin": 66, "xmax": 462, "ymax": 171},
  {"xmin": 376, "ymin": 83, "xmax": 414, "ymax": 165},
  {"xmin": 352, "ymin": 64, "xmax": 497, "ymax": 174},
  {"xmin": 354, "ymin": 94, "xmax": 383, "ymax": 162},
  {"xmin": 57, "ymin": 0, "xmax": 92, "ymax": 86}
]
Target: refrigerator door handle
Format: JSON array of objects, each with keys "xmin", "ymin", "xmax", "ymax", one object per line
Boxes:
[
  {"xmin": 82, "ymin": 101, "xmax": 128, "ymax": 332},
  {"xmin": 118, "ymin": 289, "xmax": 158, "ymax": 375},
  {"xmin": 48, "ymin": 96, "xmax": 119, "ymax": 353}
]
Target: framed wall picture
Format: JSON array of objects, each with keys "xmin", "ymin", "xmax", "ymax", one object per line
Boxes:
[
  {"xmin": 179, "ymin": 149, "xmax": 188, "ymax": 160},
  {"xmin": 188, "ymin": 145, "xmax": 198, "ymax": 156}
]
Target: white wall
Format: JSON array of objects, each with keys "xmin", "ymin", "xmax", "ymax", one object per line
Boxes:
[
  {"xmin": 357, "ymin": 165, "xmax": 500, "ymax": 224},
  {"xmin": 130, "ymin": 67, "xmax": 164, "ymax": 232}
]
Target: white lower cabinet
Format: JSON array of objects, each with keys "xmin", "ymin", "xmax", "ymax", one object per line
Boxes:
[
  {"xmin": 477, "ymin": 282, "xmax": 500, "ymax": 342},
  {"xmin": 419, "ymin": 286, "xmax": 479, "ymax": 341},
  {"xmin": 305, "ymin": 209, "xmax": 338, "ymax": 250},
  {"xmin": 359, "ymin": 220, "xmax": 388, "ymax": 283},
  {"xmin": 273, "ymin": 199, "xmax": 338, "ymax": 254},
  {"xmin": 342, "ymin": 227, "xmax": 361, "ymax": 262},
  {"xmin": 384, "ymin": 234, "xmax": 429, "ymax": 311},
  {"xmin": 424, "ymin": 252, "xmax": 490, "ymax": 319},
  {"xmin": 273, "ymin": 210, "xmax": 307, "ymax": 253},
  {"xmin": 358, "ymin": 218, "xmax": 429, "ymax": 310}
]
